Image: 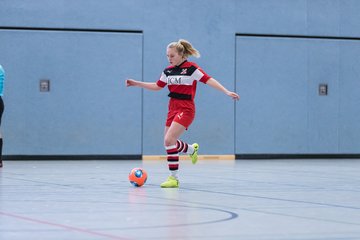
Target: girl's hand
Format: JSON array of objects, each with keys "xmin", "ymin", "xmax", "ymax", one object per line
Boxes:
[
  {"xmin": 125, "ymin": 79, "xmax": 137, "ymax": 87},
  {"xmin": 227, "ymin": 91, "xmax": 240, "ymax": 101}
]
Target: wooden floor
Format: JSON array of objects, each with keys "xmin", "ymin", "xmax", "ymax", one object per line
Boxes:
[{"xmin": 1, "ymin": 159, "xmax": 360, "ymax": 240}]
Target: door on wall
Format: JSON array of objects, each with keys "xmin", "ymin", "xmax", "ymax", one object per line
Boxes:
[
  {"xmin": 0, "ymin": 30, "xmax": 143, "ymax": 156},
  {"xmin": 235, "ymin": 35, "xmax": 360, "ymax": 155}
]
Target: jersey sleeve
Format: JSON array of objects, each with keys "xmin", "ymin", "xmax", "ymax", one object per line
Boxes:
[
  {"xmin": 192, "ymin": 67, "xmax": 211, "ymax": 84},
  {"xmin": 156, "ymin": 71, "xmax": 167, "ymax": 88}
]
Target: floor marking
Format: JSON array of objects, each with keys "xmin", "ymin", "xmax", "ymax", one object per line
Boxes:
[{"xmin": 0, "ymin": 211, "xmax": 132, "ymax": 240}]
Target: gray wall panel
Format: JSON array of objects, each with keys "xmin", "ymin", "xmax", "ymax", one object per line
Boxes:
[{"xmin": 1, "ymin": 30, "xmax": 143, "ymax": 155}]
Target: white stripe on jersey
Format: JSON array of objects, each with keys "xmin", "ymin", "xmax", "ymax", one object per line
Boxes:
[
  {"xmin": 192, "ymin": 69, "xmax": 205, "ymax": 81},
  {"xmin": 159, "ymin": 72, "xmax": 167, "ymax": 84},
  {"xmin": 159, "ymin": 69, "xmax": 205, "ymax": 86}
]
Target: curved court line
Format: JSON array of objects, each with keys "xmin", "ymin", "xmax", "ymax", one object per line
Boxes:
[
  {"xmin": 239, "ymin": 208, "xmax": 360, "ymax": 226},
  {"xmin": 182, "ymin": 187, "xmax": 360, "ymax": 210},
  {"xmin": 164, "ymin": 187, "xmax": 360, "ymax": 226},
  {"xmin": 0, "ymin": 205, "xmax": 237, "ymax": 234},
  {"xmin": 0, "ymin": 211, "xmax": 133, "ymax": 240},
  {"xmin": 0, "ymin": 202, "xmax": 238, "ymax": 232},
  {"xmin": 126, "ymin": 186, "xmax": 360, "ymax": 226},
  {"xmin": 112, "ymin": 202, "xmax": 238, "ymax": 230}
]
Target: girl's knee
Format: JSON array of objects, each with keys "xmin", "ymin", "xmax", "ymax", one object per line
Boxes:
[{"xmin": 164, "ymin": 135, "xmax": 176, "ymax": 147}]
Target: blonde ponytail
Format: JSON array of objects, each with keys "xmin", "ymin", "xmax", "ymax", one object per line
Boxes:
[{"xmin": 167, "ymin": 39, "xmax": 200, "ymax": 58}]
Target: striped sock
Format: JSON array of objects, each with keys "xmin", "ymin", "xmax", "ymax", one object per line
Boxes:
[
  {"xmin": 176, "ymin": 139, "xmax": 194, "ymax": 154},
  {"xmin": 166, "ymin": 144, "xmax": 179, "ymax": 178}
]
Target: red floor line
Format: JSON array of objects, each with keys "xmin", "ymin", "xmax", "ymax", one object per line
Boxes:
[{"xmin": 0, "ymin": 211, "xmax": 133, "ymax": 240}]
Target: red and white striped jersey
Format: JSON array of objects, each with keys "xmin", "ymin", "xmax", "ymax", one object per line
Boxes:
[{"xmin": 156, "ymin": 60, "xmax": 211, "ymax": 101}]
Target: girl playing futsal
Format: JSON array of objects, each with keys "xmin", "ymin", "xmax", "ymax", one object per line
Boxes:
[
  {"xmin": 126, "ymin": 39, "xmax": 239, "ymax": 188},
  {"xmin": 0, "ymin": 65, "xmax": 5, "ymax": 168}
]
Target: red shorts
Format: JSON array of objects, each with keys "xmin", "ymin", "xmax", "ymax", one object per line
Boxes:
[{"xmin": 166, "ymin": 99, "xmax": 195, "ymax": 129}]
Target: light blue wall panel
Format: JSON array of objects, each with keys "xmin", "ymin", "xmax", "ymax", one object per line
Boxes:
[
  {"xmin": 307, "ymin": 0, "xmax": 340, "ymax": 36},
  {"xmin": 1, "ymin": 0, "xmax": 360, "ymax": 156},
  {"xmin": 236, "ymin": 37, "xmax": 308, "ymax": 154},
  {"xmin": 339, "ymin": 41, "xmax": 360, "ymax": 152},
  {"xmin": 235, "ymin": 0, "xmax": 308, "ymax": 35},
  {"xmin": 236, "ymin": 36, "xmax": 360, "ymax": 154},
  {"xmin": 1, "ymin": 30, "xmax": 143, "ymax": 155},
  {"xmin": 3, "ymin": 0, "xmax": 360, "ymax": 38},
  {"xmin": 339, "ymin": 0, "xmax": 360, "ymax": 37},
  {"xmin": 307, "ymin": 40, "xmax": 340, "ymax": 153},
  {"xmin": 0, "ymin": 0, "xmax": 145, "ymax": 30}
]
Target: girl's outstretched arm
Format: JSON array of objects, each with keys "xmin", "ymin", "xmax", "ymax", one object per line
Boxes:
[
  {"xmin": 125, "ymin": 79, "xmax": 162, "ymax": 91},
  {"xmin": 206, "ymin": 78, "xmax": 240, "ymax": 100}
]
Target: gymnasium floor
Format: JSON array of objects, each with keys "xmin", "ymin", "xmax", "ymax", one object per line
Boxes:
[{"xmin": 0, "ymin": 159, "xmax": 359, "ymax": 240}]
